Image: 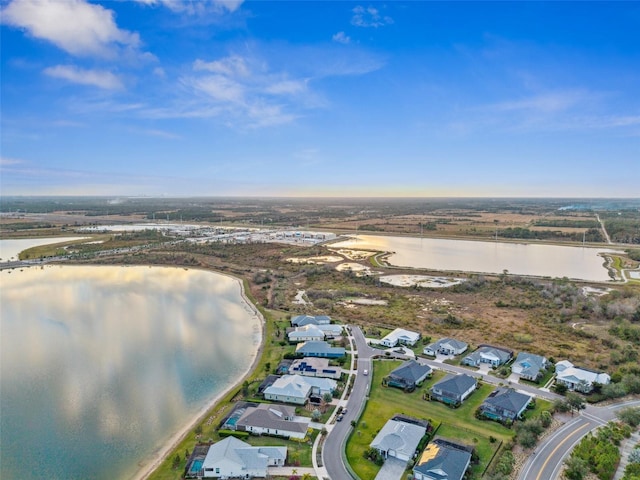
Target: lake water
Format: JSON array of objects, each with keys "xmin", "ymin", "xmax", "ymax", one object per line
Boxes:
[
  {"xmin": 0, "ymin": 265, "xmax": 261, "ymax": 480},
  {"xmin": 332, "ymin": 235, "xmax": 620, "ymax": 281},
  {"xmin": 0, "ymin": 237, "xmax": 88, "ymax": 262}
]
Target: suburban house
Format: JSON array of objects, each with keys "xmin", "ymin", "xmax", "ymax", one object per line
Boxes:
[
  {"xmin": 429, "ymin": 374, "xmax": 477, "ymax": 406},
  {"xmin": 316, "ymin": 324, "xmax": 343, "ymax": 338},
  {"xmin": 295, "ymin": 341, "xmax": 346, "ymax": 358},
  {"xmin": 201, "ymin": 436, "xmax": 287, "ymax": 478},
  {"xmin": 287, "ymin": 325, "xmax": 325, "ymax": 343},
  {"xmin": 413, "ymin": 438, "xmax": 472, "ymax": 480},
  {"xmin": 234, "ymin": 403, "xmax": 308, "ymax": 440},
  {"xmin": 555, "ymin": 360, "xmax": 611, "ymax": 393},
  {"xmin": 423, "ymin": 338, "xmax": 468, "ymax": 357},
  {"xmin": 291, "ymin": 315, "xmax": 331, "ymax": 327},
  {"xmin": 462, "ymin": 345, "xmax": 513, "ymax": 367},
  {"xmin": 479, "ymin": 387, "xmax": 533, "ymax": 422},
  {"xmin": 370, "ymin": 417, "xmax": 428, "ymax": 462},
  {"xmin": 263, "ymin": 374, "xmax": 336, "ymax": 405},
  {"xmin": 380, "ymin": 328, "xmax": 421, "ymax": 347},
  {"xmin": 512, "ymin": 352, "xmax": 548, "ymax": 382},
  {"xmin": 289, "ymin": 357, "xmax": 342, "ymax": 379},
  {"xmin": 385, "ymin": 360, "xmax": 432, "ymax": 391}
]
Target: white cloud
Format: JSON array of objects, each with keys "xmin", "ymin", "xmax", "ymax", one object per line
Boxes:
[
  {"xmin": 332, "ymin": 31, "xmax": 351, "ymax": 44},
  {"xmin": 0, "ymin": 156, "xmax": 24, "ymax": 166},
  {"xmin": 264, "ymin": 79, "xmax": 307, "ymax": 95},
  {"xmin": 193, "ymin": 56, "xmax": 250, "ymax": 77},
  {"xmin": 351, "ymin": 5, "xmax": 393, "ymax": 28},
  {"xmin": 190, "ymin": 74, "xmax": 245, "ymax": 103},
  {"xmin": 44, "ymin": 65, "xmax": 124, "ymax": 90},
  {"xmin": 1, "ymin": 0, "xmax": 140, "ymax": 58},
  {"xmin": 133, "ymin": 0, "xmax": 243, "ymax": 15},
  {"xmin": 491, "ymin": 90, "xmax": 588, "ymax": 113},
  {"xmin": 153, "ymin": 67, "xmax": 166, "ymax": 78}
]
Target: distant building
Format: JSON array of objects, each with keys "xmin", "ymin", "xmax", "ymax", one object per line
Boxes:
[
  {"xmin": 462, "ymin": 345, "xmax": 513, "ymax": 367},
  {"xmin": 555, "ymin": 360, "xmax": 610, "ymax": 393},
  {"xmin": 386, "ymin": 360, "xmax": 432, "ymax": 391},
  {"xmin": 479, "ymin": 387, "xmax": 532, "ymax": 422},
  {"xmin": 380, "ymin": 328, "xmax": 421, "ymax": 347},
  {"xmin": 370, "ymin": 418, "xmax": 428, "ymax": 462},
  {"xmin": 512, "ymin": 352, "xmax": 548, "ymax": 382},
  {"xmin": 413, "ymin": 438, "xmax": 472, "ymax": 480},
  {"xmin": 429, "ymin": 374, "xmax": 477, "ymax": 407},
  {"xmin": 423, "ymin": 338, "xmax": 468, "ymax": 357}
]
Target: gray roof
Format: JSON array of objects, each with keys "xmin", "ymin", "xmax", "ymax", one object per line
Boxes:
[
  {"xmin": 464, "ymin": 346, "xmax": 512, "ymax": 364},
  {"xmin": 482, "ymin": 387, "xmax": 532, "ymax": 414},
  {"xmin": 370, "ymin": 419, "xmax": 427, "ymax": 458},
  {"xmin": 431, "ymin": 374, "xmax": 476, "ymax": 396},
  {"xmin": 236, "ymin": 404, "xmax": 307, "ymax": 434},
  {"xmin": 390, "ymin": 360, "xmax": 432, "ymax": 383},
  {"xmin": 513, "ymin": 352, "xmax": 547, "ymax": 378},
  {"xmin": 427, "ymin": 337, "xmax": 468, "ymax": 352},
  {"xmin": 291, "ymin": 315, "xmax": 331, "ymax": 326},
  {"xmin": 413, "ymin": 439, "xmax": 472, "ymax": 480}
]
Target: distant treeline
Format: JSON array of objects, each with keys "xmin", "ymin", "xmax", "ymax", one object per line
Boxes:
[
  {"xmin": 603, "ymin": 215, "xmax": 640, "ymax": 244},
  {"xmin": 533, "ymin": 219, "xmax": 600, "ymax": 228},
  {"xmin": 498, "ymin": 227, "xmax": 604, "ymax": 242}
]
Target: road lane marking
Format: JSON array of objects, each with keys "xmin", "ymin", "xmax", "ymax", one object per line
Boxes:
[{"xmin": 535, "ymin": 422, "xmax": 591, "ymax": 480}]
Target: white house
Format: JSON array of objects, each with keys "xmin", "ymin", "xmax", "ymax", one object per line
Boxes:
[
  {"xmin": 555, "ymin": 360, "xmax": 610, "ymax": 393},
  {"xmin": 263, "ymin": 375, "xmax": 337, "ymax": 405},
  {"xmin": 287, "ymin": 325, "xmax": 325, "ymax": 343},
  {"xmin": 201, "ymin": 436, "xmax": 287, "ymax": 478},
  {"xmin": 380, "ymin": 328, "xmax": 420, "ymax": 347}
]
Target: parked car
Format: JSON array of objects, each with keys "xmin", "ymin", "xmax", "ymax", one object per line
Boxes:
[
  {"xmin": 363, "ymin": 369, "xmax": 368, "ymax": 376},
  {"xmin": 336, "ymin": 414, "xmax": 343, "ymax": 422}
]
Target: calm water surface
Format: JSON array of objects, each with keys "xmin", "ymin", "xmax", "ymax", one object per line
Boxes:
[
  {"xmin": 333, "ymin": 235, "xmax": 620, "ymax": 281},
  {"xmin": 0, "ymin": 237, "xmax": 88, "ymax": 262},
  {"xmin": 0, "ymin": 265, "xmax": 261, "ymax": 480}
]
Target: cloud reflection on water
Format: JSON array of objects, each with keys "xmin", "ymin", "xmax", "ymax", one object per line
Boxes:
[{"xmin": 0, "ymin": 265, "xmax": 261, "ymax": 480}]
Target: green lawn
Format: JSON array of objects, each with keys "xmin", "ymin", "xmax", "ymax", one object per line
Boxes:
[{"xmin": 346, "ymin": 360, "xmax": 516, "ymax": 480}]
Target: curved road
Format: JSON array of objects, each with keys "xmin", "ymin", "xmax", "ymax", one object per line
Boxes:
[{"xmin": 519, "ymin": 400, "xmax": 640, "ymax": 480}]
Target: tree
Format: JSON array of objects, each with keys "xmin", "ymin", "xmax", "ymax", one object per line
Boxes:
[
  {"xmin": 554, "ymin": 382, "xmax": 568, "ymax": 395},
  {"xmin": 617, "ymin": 407, "xmax": 640, "ymax": 427},
  {"xmin": 564, "ymin": 456, "xmax": 588, "ymax": 480},
  {"xmin": 322, "ymin": 392, "xmax": 333, "ymax": 403},
  {"xmin": 311, "ymin": 408, "xmax": 321, "ymax": 421},
  {"xmin": 172, "ymin": 453, "xmax": 181, "ymax": 469},
  {"xmin": 565, "ymin": 393, "xmax": 585, "ymax": 414}
]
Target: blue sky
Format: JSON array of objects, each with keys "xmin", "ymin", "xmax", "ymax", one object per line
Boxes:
[{"xmin": 1, "ymin": 0, "xmax": 639, "ymax": 197}]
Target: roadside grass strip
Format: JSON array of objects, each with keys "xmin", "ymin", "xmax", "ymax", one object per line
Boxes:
[{"xmin": 346, "ymin": 360, "xmax": 515, "ymax": 480}]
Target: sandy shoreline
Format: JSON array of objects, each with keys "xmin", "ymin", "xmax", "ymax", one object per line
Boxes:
[{"xmin": 132, "ymin": 273, "xmax": 265, "ymax": 480}]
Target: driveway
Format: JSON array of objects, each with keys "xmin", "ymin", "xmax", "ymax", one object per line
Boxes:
[{"xmin": 374, "ymin": 457, "xmax": 409, "ymax": 480}]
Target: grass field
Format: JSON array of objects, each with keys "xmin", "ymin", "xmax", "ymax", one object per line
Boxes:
[{"xmin": 346, "ymin": 360, "xmax": 516, "ymax": 480}]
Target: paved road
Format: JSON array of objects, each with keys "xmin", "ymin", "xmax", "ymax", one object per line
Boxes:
[
  {"xmin": 322, "ymin": 326, "xmax": 375, "ymax": 480},
  {"xmin": 519, "ymin": 400, "xmax": 640, "ymax": 480},
  {"xmin": 596, "ymin": 213, "xmax": 612, "ymax": 244}
]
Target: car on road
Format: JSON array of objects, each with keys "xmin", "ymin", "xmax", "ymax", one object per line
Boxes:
[
  {"xmin": 342, "ymin": 408, "xmax": 347, "ymax": 414},
  {"xmin": 336, "ymin": 414, "xmax": 343, "ymax": 422},
  {"xmin": 363, "ymin": 369, "xmax": 368, "ymax": 376}
]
